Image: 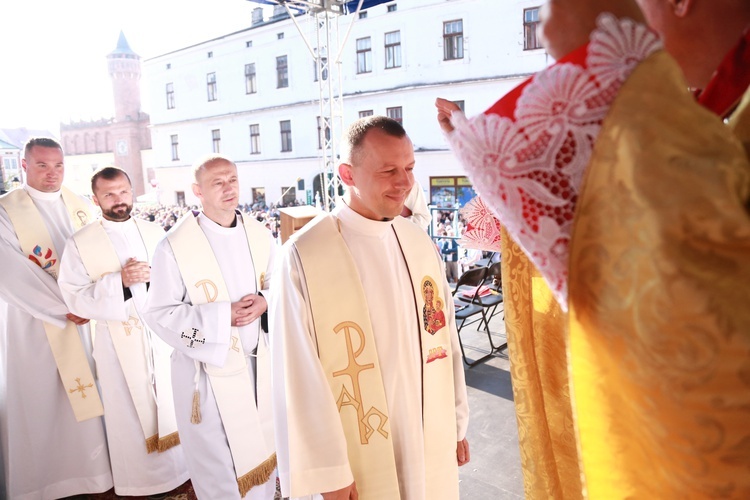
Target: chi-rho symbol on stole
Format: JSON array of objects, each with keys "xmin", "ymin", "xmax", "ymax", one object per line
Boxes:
[
  {"xmin": 122, "ymin": 316, "xmax": 143, "ymax": 336},
  {"xmin": 332, "ymin": 321, "xmax": 389, "ymax": 445}
]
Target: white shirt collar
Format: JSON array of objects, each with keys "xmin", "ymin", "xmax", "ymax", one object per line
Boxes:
[
  {"xmin": 334, "ymin": 201, "xmax": 394, "ymax": 238},
  {"xmin": 198, "ymin": 211, "xmax": 241, "ymax": 236},
  {"xmin": 24, "ymin": 184, "xmax": 61, "ymax": 201},
  {"xmin": 101, "ymin": 216, "xmax": 135, "ymax": 231}
]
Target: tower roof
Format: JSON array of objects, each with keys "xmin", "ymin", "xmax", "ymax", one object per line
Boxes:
[{"xmin": 108, "ymin": 31, "xmax": 139, "ymax": 58}]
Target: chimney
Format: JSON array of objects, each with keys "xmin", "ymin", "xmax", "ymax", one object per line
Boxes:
[
  {"xmin": 251, "ymin": 7, "xmax": 264, "ymax": 25},
  {"xmin": 272, "ymin": 4, "xmax": 288, "ymax": 19}
]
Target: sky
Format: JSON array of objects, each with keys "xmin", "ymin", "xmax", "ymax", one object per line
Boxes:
[{"xmin": 0, "ymin": 0, "xmax": 273, "ymax": 133}]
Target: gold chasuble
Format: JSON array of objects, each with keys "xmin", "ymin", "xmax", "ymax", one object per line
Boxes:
[
  {"xmin": 72, "ymin": 218, "xmax": 180, "ymax": 453},
  {"xmin": 569, "ymin": 51, "xmax": 750, "ymax": 498},
  {"xmin": 500, "ymin": 231, "xmax": 582, "ymax": 500},
  {"xmin": 0, "ymin": 187, "xmax": 104, "ymax": 422},
  {"xmin": 167, "ymin": 212, "xmax": 276, "ymax": 497},
  {"xmin": 292, "ymin": 214, "xmax": 459, "ymax": 500}
]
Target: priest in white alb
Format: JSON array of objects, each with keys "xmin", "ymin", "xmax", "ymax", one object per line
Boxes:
[
  {"xmin": 0, "ymin": 138, "xmax": 112, "ymax": 499},
  {"xmin": 58, "ymin": 166, "xmax": 189, "ymax": 496},
  {"xmin": 143, "ymin": 155, "xmax": 277, "ymax": 499},
  {"xmin": 270, "ymin": 116, "xmax": 470, "ymax": 500}
]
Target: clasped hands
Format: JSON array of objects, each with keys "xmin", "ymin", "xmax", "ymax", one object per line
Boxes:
[
  {"xmin": 230, "ymin": 294, "xmax": 267, "ymax": 327},
  {"xmin": 121, "ymin": 257, "xmax": 150, "ymax": 288}
]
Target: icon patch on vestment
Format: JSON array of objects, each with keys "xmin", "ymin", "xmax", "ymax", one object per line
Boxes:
[
  {"xmin": 421, "ymin": 276, "xmax": 446, "ymax": 335},
  {"xmin": 181, "ymin": 328, "xmax": 205, "ymax": 348}
]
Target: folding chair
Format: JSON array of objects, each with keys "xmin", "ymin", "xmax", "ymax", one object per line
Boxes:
[
  {"xmin": 451, "ymin": 267, "xmax": 494, "ymax": 367},
  {"xmin": 458, "ymin": 261, "xmax": 506, "ymax": 351}
]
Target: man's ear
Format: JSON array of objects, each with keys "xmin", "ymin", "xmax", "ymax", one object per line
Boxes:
[
  {"xmin": 192, "ymin": 182, "xmax": 201, "ymax": 199},
  {"xmin": 21, "ymin": 158, "xmax": 27, "ymax": 172},
  {"xmin": 92, "ymin": 194, "xmax": 101, "ymax": 208},
  {"xmin": 668, "ymin": 0, "xmax": 692, "ymax": 17},
  {"xmin": 339, "ymin": 163, "xmax": 355, "ymax": 187}
]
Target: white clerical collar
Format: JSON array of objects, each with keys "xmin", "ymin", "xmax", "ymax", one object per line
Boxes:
[
  {"xmin": 101, "ymin": 216, "xmax": 134, "ymax": 231},
  {"xmin": 24, "ymin": 183, "xmax": 62, "ymax": 201},
  {"xmin": 198, "ymin": 211, "xmax": 241, "ymax": 235},
  {"xmin": 334, "ymin": 201, "xmax": 393, "ymax": 238}
]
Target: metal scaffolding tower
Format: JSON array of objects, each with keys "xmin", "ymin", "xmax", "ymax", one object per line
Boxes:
[{"xmin": 250, "ymin": 0, "xmax": 366, "ymax": 210}]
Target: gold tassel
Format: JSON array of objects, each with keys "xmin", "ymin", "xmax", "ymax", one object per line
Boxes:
[
  {"xmin": 191, "ymin": 390, "xmax": 202, "ymax": 424},
  {"xmin": 158, "ymin": 431, "xmax": 181, "ymax": 452},
  {"xmin": 237, "ymin": 453, "xmax": 277, "ymax": 498},
  {"xmin": 145, "ymin": 434, "xmax": 159, "ymax": 454}
]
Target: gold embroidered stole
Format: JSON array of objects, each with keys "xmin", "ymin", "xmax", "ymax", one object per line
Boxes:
[
  {"xmin": 73, "ymin": 218, "xmax": 180, "ymax": 452},
  {"xmin": 167, "ymin": 212, "xmax": 275, "ymax": 497},
  {"xmin": 0, "ymin": 187, "xmax": 103, "ymax": 422},
  {"xmin": 293, "ymin": 214, "xmax": 459, "ymax": 499}
]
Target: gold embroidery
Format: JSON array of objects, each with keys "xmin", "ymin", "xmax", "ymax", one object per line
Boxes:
[
  {"xmin": 195, "ymin": 279, "xmax": 219, "ymax": 303},
  {"xmin": 231, "ymin": 336, "xmax": 240, "ymax": 353},
  {"xmin": 68, "ymin": 377, "xmax": 94, "ymax": 399},
  {"xmin": 122, "ymin": 316, "xmax": 143, "ymax": 337},
  {"xmin": 332, "ymin": 321, "xmax": 388, "ymax": 445},
  {"xmin": 259, "ymin": 272, "xmax": 266, "ymax": 290}
]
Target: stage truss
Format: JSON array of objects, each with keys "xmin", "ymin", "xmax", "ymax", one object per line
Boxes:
[{"xmin": 250, "ymin": 0, "xmax": 368, "ymax": 210}]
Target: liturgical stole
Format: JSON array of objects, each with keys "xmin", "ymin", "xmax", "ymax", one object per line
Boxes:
[
  {"xmin": 292, "ymin": 214, "xmax": 459, "ymax": 500},
  {"xmin": 167, "ymin": 211, "xmax": 275, "ymax": 497},
  {"xmin": 72, "ymin": 218, "xmax": 181, "ymax": 452},
  {"xmin": 0, "ymin": 187, "xmax": 103, "ymax": 422}
]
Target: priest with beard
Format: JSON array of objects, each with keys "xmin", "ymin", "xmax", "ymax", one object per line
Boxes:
[{"xmin": 58, "ymin": 166, "xmax": 189, "ymax": 496}]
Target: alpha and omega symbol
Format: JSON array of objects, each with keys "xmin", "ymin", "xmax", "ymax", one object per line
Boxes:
[
  {"xmin": 69, "ymin": 377, "xmax": 94, "ymax": 399},
  {"xmin": 231, "ymin": 336, "xmax": 240, "ymax": 353},
  {"xmin": 181, "ymin": 328, "xmax": 206, "ymax": 348},
  {"xmin": 195, "ymin": 279, "xmax": 219, "ymax": 303},
  {"xmin": 332, "ymin": 321, "xmax": 389, "ymax": 444},
  {"xmin": 122, "ymin": 316, "xmax": 143, "ymax": 336}
]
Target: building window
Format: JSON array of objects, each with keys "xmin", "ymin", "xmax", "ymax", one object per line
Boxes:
[
  {"xmin": 277, "ymin": 33, "xmax": 284, "ymax": 40},
  {"xmin": 277, "ymin": 55, "xmax": 289, "ymax": 88},
  {"xmin": 384, "ymin": 31, "xmax": 401, "ymax": 69},
  {"xmin": 317, "ymin": 116, "xmax": 331, "ymax": 149},
  {"xmin": 280, "ymin": 120, "xmax": 292, "ymax": 152},
  {"xmin": 207, "ymin": 72, "xmax": 217, "ymax": 101},
  {"xmin": 387, "ymin": 4, "xmax": 397, "ymax": 12},
  {"xmin": 246, "ymin": 40, "xmax": 253, "ymax": 48},
  {"xmin": 170, "ymin": 135, "xmax": 179, "ymax": 161},
  {"xmin": 524, "ymin": 7, "xmax": 542, "ymax": 50},
  {"xmin": 454, "ymin": 100, "xmax": 465, "ymax": 112},
  {"xmin": 359, "ymin": 11, "xmax": 367, "ymax": 19},
  {"xmin": 249, "ymin": 124, "xmax": 261, "ymax": 154},
  {"xmin": 443, "ymin": 20, "xmax": 464, "ymax": 60},
  {"xmin": 166, "ymin": 63, "xmax": 171, "ymax": 69},
  {"xmin": 212, "ymin": 129, "xmax": 221, "ymax": 154},
  {"xmin": 314, "ymin": 55, "xmax": 328, "ymax": 82},
  {"xmin": 207, "ymin": 51, "xmax": 213, "ymax": 58},
  {"xmin": 281, "ymin": 186, "xmax": 296, "ymax": 206},
  {"xmin": 356, "ymin": 37, "xmax": 372, "ymax": 74},
  {"xmin": 429, "ymin": 176, "xmax": 476, "ymax": 208},
  {"xmin": 245, "ymin": 63, "xmax": 257, "ymax": 94},
  {"xmin": 166, "ymin": 82, "xmax": 175, "ymax": 109},
  {"xmin": 359, "ymin": 110, "xmax": 374, "ymax": 118},
  {"xmin": 386, "ymin": 106, "xmax": 402, "ymax": 125}
]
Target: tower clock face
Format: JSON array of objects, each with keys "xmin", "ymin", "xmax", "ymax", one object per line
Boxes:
[{"xmin": 116, "ymin": 140, "xmax": 128, "ymax": 156}]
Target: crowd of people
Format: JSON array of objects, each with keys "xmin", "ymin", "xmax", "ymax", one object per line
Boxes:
[{"xmin": 0, "ymin": 1, "xmax": 748, "ymax": 499}]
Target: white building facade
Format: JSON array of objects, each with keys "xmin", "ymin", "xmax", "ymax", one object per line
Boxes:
[{"xmin": 144, "ymin": 0, "xmax": 549, "ymax": 207}]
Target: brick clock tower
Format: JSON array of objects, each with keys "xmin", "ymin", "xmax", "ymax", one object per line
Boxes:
[{"xmin": 107, "ymin": 32, "xmax": 147, "ymax": 196}]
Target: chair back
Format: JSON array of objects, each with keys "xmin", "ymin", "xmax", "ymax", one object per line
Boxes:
[{"xmin": 452, "ymin": 267, "xmax": 488, "ymax": 297}]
